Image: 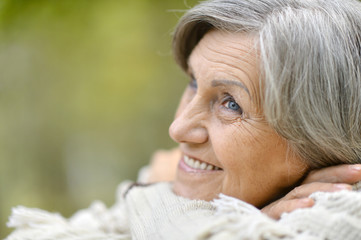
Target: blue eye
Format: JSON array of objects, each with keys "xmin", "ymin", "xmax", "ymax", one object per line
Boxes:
[
  {"xmin": 223, "ymin": 95, "xmax": 243, "ymax": 114},
  {"xmin": 189, "ymin": 76, "xmax": 198, "ymax": 89},
  {"xmin": 226, "ymin": 100, "xmax": 240, "ymax": 111}
]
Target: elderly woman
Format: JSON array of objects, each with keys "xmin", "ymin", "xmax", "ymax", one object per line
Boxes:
[{"xmin": 6, "ymin": 0, "xmax": 361, "ymax": 239}]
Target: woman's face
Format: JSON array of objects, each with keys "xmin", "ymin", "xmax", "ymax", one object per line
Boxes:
[{"xmin": 169, "ymin": 30, "xmax": 308, "ymax": 207}]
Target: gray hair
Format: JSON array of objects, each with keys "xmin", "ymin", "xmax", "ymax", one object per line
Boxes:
[{"xmin": 173, "ymin": 0, "xmax": 361, "ymax": 168}]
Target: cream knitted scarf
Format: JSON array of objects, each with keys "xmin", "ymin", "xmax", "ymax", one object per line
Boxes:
[{"xmin": 6, "ymin": 182, "xmax": 361, "ymax": 240}]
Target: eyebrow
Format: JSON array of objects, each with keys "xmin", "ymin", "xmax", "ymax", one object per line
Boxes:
[{"xmin": 211, "ymin": 79, "xmax": 250, "ymax": 96}]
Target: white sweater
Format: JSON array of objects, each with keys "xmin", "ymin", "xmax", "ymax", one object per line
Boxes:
[{"xmin": 6, "ymin": 181, "xmax": 361, "ymax": 240}]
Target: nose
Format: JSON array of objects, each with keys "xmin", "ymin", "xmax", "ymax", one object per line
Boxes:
[{"xmin": 169, "ymin": 96, "xmax": 208, "ymax": 144}]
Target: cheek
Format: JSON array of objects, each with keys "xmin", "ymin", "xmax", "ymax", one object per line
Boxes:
[
  {"xmin": 211, "ymin": 122, "xmax": 294, "ymax": 180},
  {"xmin": 211, "ymin": 123, "xmax": 307, "ymax": 206},
  {"xmin": 212, "ymin": 123, "xmax": 265, "ymax": 166}
]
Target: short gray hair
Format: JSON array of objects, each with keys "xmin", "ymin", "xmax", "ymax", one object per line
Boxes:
[{"xmin": 173, "ymin": 0, "xmax": 361, "ymax": 169}]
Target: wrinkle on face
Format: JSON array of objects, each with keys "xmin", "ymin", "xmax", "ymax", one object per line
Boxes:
[
  {"xmin": 198, "ymin": 31, "xmax": 260, "ymax": 103},
  {"xmin": 171, "ymin": 30, "xmax": 308, "ymax": 206}
]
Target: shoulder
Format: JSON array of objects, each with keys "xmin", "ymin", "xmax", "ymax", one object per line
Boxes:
[{"xmin": 125, "ymin": 182, "xmax": 216, "ymax": 239}]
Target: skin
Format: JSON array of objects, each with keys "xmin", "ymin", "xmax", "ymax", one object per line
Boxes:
[
  {"xmin": 149, "ymin": 148, "xmax": 361, "ymax": 218},
  {"xmin": 148, "ymin": 30, "xmax": 361, "ymax": 218},
  {"xmin": 168, "ymin": 30, "xmax": 310, "ymax": 207}
]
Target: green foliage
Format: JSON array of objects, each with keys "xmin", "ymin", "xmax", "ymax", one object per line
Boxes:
[{"xmin": 0, "ymin": 0, "xmax": 198, "ymax": 236}]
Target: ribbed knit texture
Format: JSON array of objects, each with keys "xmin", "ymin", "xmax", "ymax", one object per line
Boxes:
[
  {"xmin": 6, "ymin": 182, "xmax": 361, "ymax": 240},
  {"xmin": 125, "ymin": 183, "xmax": 215, "ymax": 239}
]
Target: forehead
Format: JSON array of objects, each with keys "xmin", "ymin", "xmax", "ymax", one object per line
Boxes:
[{"xmin": 188, "ymin": 30, "xmax": 260, "ymax": 100}]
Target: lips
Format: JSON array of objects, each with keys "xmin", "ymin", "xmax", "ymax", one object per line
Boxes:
[{"xmin": 183, "ymin": 155, "xmax": 222, "ymax": 171}]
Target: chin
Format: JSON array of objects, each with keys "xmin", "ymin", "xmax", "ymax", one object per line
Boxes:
[
  {"xmin": 172, "ymin": 180, "xmax": 220, "ymax": 201},
  {"xmin": 172, "ymin": 154, "xmax": 225, "ymax": 201}
]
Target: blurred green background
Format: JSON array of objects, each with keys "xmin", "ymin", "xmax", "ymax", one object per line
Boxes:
[{"xmin": 0, "ymin": 0, "xmax": 198, "ymax": 237}]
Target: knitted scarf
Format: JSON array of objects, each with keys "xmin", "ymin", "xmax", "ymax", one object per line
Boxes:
[{"xmin": 6, "ymin": 182, "xmax": 361, "ymax": 240}]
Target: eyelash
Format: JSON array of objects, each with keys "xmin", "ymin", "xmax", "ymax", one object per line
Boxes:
[{"xmin": 187, "ymin": 76, "xmax": 243, "ymax": 115}]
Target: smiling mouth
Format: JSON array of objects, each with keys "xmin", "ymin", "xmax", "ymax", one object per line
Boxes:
[{"xmin": 183, "ymin": 155, "xmax": 222, "ymax": 171}]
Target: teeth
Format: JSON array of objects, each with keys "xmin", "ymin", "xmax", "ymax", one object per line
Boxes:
[
  {"xmin": 206, "ymin": 165, "xmax": 214, "ymax": 170},
  {"xmin": 194, "ymin": 160, "xmax": 200, "ymax": 169},
  {"xmin": 189, "ymin": 157, "xmax": 194, "ymax": 166},
  {"xmin": 184, "ymin": 156, "xmax": 220, "ymax": 171}
]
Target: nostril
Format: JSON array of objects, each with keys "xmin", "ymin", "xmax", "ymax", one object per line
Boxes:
[
  {"xmin": 169, "ymin": 118, "xmax": 208, "ymax": 144},
  {"xmin": 188, "ymin": 127, "xmax": 208, "ymax": 144}
]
